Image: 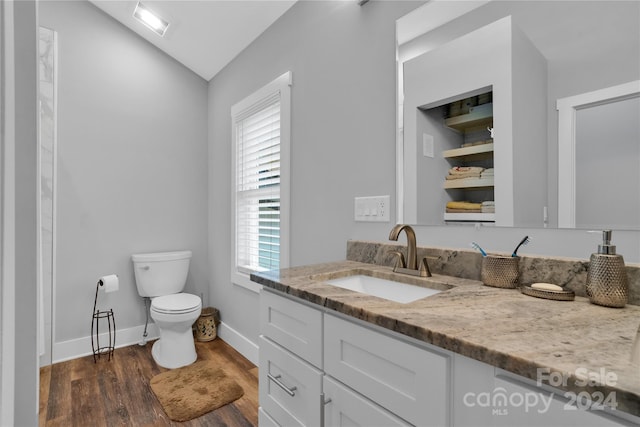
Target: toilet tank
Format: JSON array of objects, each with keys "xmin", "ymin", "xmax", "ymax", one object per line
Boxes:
[{"xmin": 131, "ymin": 250, "xmax": 192, "ymax": 297}]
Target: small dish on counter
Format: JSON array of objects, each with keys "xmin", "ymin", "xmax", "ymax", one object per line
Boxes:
[{"xmin": 521, "ymin": 283, "xmax": 575, "ymax": 301}]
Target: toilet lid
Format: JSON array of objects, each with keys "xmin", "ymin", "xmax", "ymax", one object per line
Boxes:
[{"xmin": 151, "ymin": 293, "xmax": 201, "ymax": 314}]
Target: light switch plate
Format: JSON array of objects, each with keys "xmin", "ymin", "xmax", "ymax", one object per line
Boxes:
[
  {"xmin": 355, "ymin": 195, "xmax": 390, "ymax": 222},
  {"xmin": 423, "ymin": 133, "xmax": 434, "ymax": 158}
]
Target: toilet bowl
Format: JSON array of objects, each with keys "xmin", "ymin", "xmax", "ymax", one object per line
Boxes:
[
  {"xmin": 150, "ymin": 292, "xmax": 202, "ymax": 369},
  {"xmin": 131, "ymin": 250, "xmax": 202, "ymax": 369}
]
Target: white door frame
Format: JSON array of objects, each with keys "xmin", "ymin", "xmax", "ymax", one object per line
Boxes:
[{"xmin": 557, "ymin": 80, "xmax": 640, "ymax": 228}]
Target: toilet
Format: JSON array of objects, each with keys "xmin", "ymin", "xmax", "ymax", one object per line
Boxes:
[{"xmin": 131, "ymin": 250, "xmax": 202, "ymax": 369}]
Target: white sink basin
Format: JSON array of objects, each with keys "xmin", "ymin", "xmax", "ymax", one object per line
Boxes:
[{"xmin": 325, "ymin": 274, "xmax": 442, "ymax": 303}]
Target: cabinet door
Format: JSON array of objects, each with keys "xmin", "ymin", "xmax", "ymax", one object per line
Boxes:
[
  {"xmin": 260, "ymin": 289, "xmax": 323, "ymax": 368},
  {"xmin": 323, "ymin": 376, "xmax": 412, "ymax": 427},
  {"xmin": 259, "ymin": 336, "xmax": 323, "ymax": 427},
  {"xmin": 324, "ymin": 314, "xmax": 450, "ymax": 427},
  {"xmin": 492, "ymin": 376, "xmax": 631, "ymax": 427},
  {"xmin": 451, "ymin": 353, "xmax": 497, "ymax": 427}
]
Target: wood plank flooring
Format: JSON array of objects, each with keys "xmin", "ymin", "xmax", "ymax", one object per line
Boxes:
[{"xmin": 39, "ymin": 339, "xmax": 259, "ymax": 427}]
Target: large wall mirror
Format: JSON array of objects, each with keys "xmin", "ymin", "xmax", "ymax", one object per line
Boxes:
[{"xmin": 396, "ymin": 0, "xmax": 640, "ymax": 230}]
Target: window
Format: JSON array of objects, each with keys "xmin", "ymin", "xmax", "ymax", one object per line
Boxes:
[{"xmin": 231, "ymin": 72, "xmax": 291, "ymax": 292}]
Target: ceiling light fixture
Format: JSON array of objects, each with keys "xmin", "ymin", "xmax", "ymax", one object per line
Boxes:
[{"xmin": 133, "ymin": 2, "xmax": 169, "ymax": 37}]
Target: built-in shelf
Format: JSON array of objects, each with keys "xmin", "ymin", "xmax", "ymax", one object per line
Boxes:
[
  {"xmin": 443, "ymin": 142, "xmax": 494, "ymax": 161},
  {"xmin": 443, "ymin": 103, "xmax": 494, "ymax": 222},
  {"xmin": 444, "ymin": 103, "xmax": 493, "ymax": 131},
  {"xmin": 444, "ymin": 212, "xmax": 495, "ymax": 222},
  {"xmin": 444, "ymin": 177, "xmax": 494, "ymax": 189}
]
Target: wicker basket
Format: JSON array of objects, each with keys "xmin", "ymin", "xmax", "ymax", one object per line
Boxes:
[
  {"xmin": 481, "ymin": 255, "xmax": 520, "ymax": 289},
  {"xmin": 194, "ymin": 307, "xmax": 219, "ymax": 342}
]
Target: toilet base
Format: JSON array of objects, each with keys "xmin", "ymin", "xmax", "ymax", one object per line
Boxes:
[{"xmin": 151, "ymin": 332, "xmax": 197, "ymax": 369}]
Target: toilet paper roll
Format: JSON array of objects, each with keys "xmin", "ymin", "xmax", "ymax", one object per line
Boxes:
[{"xmin": 99, "ymin": 274, "xmax": 119, "ymax": 293}]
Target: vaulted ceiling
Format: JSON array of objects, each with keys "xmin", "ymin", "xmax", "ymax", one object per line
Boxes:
[{"xmin": 89, "ymin": 1, "xmax": 297, "ymax": 81}]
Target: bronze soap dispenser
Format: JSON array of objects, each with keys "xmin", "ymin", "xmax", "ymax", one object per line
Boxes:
[{"xmin": 586, "ymin": 230, "xmax": 628, "ymax": 308}]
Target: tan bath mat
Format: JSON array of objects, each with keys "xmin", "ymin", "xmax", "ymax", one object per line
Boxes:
[{"xmin": 150, "ymin": 360, "xmax": 244, "ymax": 422}]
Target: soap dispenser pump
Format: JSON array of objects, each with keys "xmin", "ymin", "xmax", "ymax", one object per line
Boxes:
[{"xmin": 586, "ymin": 230, "xmax": 628, "ymax": 308}]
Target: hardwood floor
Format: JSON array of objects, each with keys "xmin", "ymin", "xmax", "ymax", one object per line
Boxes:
[{"xmin": 39, "ymin": 339, "xmax": 259, "ymax": 427}]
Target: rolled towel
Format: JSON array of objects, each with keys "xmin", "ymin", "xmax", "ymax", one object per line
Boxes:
[{"xmin": 481, "ymin": 201, "xmax": 495, "ymax": 206}]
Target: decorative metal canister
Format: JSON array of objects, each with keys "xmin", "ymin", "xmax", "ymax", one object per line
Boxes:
[
  {"xmin": 481, "ymin": 255, "xmax": 520, "ymax": 289},
  {"xmin": 586, "ymin": 230, "xmax": 628, "ymax": 308},
  {"xmin": 195, "ymin": 307, "xmax": 218, "ymax": 342},
  {"xmin": 586, "ymin": 254, "xmax": 628, "ymax": 308}
]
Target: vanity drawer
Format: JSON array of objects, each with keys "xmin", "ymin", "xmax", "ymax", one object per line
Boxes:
[
  {"xmin": 258, "ymin": 407, "xmax": 280, "ymax": 427},
  {"xmin": 323, "ymin": 376, "xmax": 412, "ymax": 427},
  {"xmin": 260, "ymin": 289, "xmax": 323, "ymax": 367},
  {"xmin": 324, "ymin": 314, "xmax": 450, "ymax": 426},
  {"xmin": 493, "ymin": 375, "xmax": 631, "ymax": 427},
  {"xmin": 259, "ymin": 336, "xmax": 323, "ymax": 427}
]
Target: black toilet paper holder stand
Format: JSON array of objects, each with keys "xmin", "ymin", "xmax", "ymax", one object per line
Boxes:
[{"xmin": 91, "ymin": 278, "xmax": 116, "ymax": 362}]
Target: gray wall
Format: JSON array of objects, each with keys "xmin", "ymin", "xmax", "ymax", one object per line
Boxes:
[
  {"xmin": 209, "ymin": 0, "xmax": 640, "ymax": 356},
  {"xmin": 39, "ymin": 1, "xmax": 208, "ymax": 348},
  {"xmin": 208, "ymin": 1, "xmax": 422, "ymax": 350}
]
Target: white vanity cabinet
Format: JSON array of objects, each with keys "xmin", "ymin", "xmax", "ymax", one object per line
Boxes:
[
  {"xmin": 259, "ymin": 290, "xmax": 323, "ymax": 426},
  {"xmin": 491, "ymin": 374, "xmax": 635, "ymax": 427},
  {"xmin": 451, "ymin": 353, "xmax": 636, "ymax": 427},
  {"xmin": 324, "ymin": 313, "xmax": 450, "ymax": 426},
  {"xmin": 258, "ymin": 289, "xmax": 638, "ymax": 426},
  {"xmin": 259, "ymin": 289, "xmax": 452, "ymax": 426}
]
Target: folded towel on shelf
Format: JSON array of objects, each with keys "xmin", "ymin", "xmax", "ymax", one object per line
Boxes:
[
  {"xmin": 461, "ymin": 139, "xmax": 493, "ymax": 148},
  {"xmin": 481, "ymin": 200, "xmax": 495, "ymax": 213},
  {"xmin": 445, "ymin": 172, "xmax": 481, "ymax": 180},
  {"xmin": 480, "ymin": 168, "xmax": 494, "ymax": 178},
  {"xmin": 449, "ymin": 166, "xmax": 485, "ymax": 175},
  {"xmin": 446, "ymin": 208, "xmax": 482, "ymax": 213},
  {"xmin": 446, "ymin": 201, "xmax": 482, "ymax": 210}
]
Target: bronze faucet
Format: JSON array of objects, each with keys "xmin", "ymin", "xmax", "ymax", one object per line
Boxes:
[{"xmin": 388, "ymin": 224, "xmax": 431, "ymax": 277}]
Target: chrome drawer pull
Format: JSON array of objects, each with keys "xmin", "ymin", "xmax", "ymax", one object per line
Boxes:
[{"xmin": 267, "ymin": 374, "xmax": 297, "ymax": 397}]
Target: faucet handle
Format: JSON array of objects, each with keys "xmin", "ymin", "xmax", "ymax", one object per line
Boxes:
[
  {"xmin": 389, "ymin": 251, "xmax": 406, "ymax": 271},
  {"xmin": 419, "ymin": 257, "xmax": 433, "ymax": 277}
]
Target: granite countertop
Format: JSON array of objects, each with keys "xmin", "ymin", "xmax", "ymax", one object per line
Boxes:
[{"xmin": 251, "ymin": 260, "xmax": 640, "ymax": 418}]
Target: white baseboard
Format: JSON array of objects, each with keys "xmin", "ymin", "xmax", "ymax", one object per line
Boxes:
[
  {"xmin": 51, "ymin": 324, "xmax": 159, "ymax": 365},
  {"xmin": 217, "ymin": 321, "xmax": 259, "ymax": 366},
  {"xmin": 49, "ymin": 321, "xmax": 259, "ymax": 367}
]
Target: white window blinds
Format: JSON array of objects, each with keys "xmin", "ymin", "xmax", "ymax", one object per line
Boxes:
[{"xmin": 234, "ymin": 93, "xmax": 282, "ymax": 274}]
